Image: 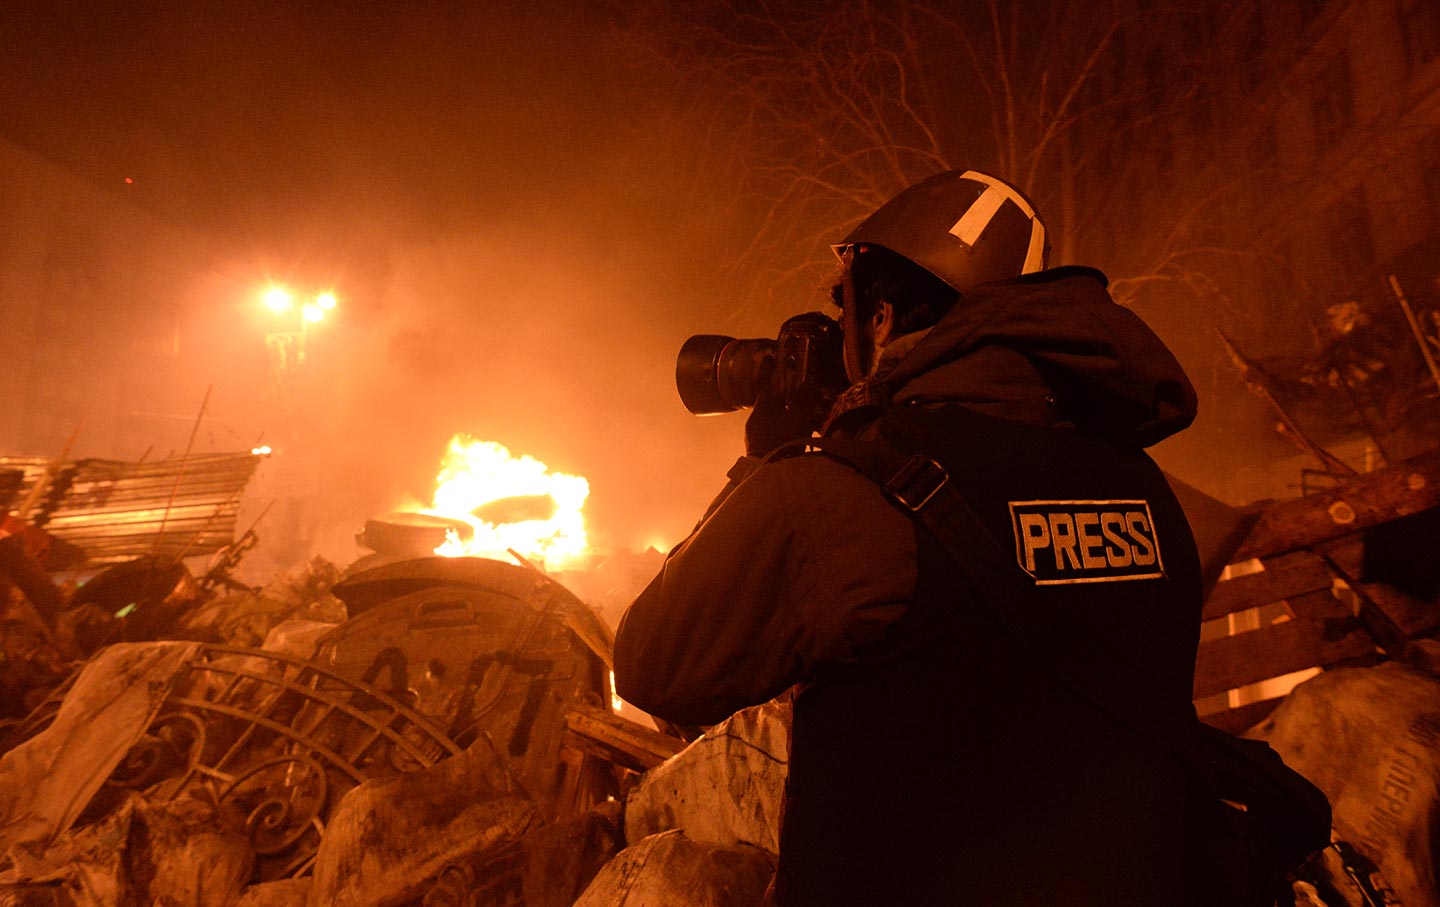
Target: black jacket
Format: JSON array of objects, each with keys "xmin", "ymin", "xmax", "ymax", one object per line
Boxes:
[{"xmin": 614, "ymin": 269, "xmax": 1203, "ymax": 906}]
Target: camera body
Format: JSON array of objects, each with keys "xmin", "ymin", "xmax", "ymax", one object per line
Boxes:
[{"xmin": 675, "ymin": 312, "xmax": 849, "ymax": 419}]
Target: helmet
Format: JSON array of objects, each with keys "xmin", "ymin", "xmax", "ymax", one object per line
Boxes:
[{"xmin": 833, "ymin": 170, "xmax": 1049, "ymax": 293}]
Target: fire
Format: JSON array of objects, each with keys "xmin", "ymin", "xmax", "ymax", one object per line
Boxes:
[{"xmin": 424, "ymin": 435, "xmax": 590, "ymax": 569}]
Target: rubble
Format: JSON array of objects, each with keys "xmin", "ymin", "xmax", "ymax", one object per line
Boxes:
[
  {"xmin": 572, "ymin": 830, "xmax": 776, "ymax": 907},
  {"xmin": 1, "ymin": 794, "xmax": 253, "ymax": 907},
  {"xmin": 233, "ymin": 878, "xmax": 311, "ymax": 907},
  {"xmin": 624, "ymin": 700, "xmax": 790, "ymax": 855},
  {"xmin": 322, "ymin": 556, "xmax": 622, "ymax": 822},
  {"xmin": 0, "ymin": 531, "xmax": 684, "ymax": 905},
  {"xmin": 179, "ymin": 556, "xmax": 347, "ymax": 648},
  {"xmin": 308, "ymin": 742, "xmax": 535, "ymax": 907},
  {"xmin": 0, "ymin": 642, "xmax": 200, "ymax": 849},
  {"xmin": 518, "ymin": 804, "xmax": 624, "ymax": 907},
  {"xmin": 3, "ymin": 439, "xmax": 1440, "ymax": 906},
  {"xmin": 0, "ymin": 453, "xmax": 261, "ymax": 566},
  {"xmin": 0, "ymin": 640, "xmax": 467, "ymax": 896}
]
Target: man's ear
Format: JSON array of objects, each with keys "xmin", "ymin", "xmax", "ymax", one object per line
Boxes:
[{"xmin": 873, "ymin": 300, "xmax": 895, "ymax": 348}]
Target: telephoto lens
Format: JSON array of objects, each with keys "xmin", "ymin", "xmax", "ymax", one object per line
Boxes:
[{"xmin": 674, "ymin": 335, "xmax": 776, "ymax": 414}]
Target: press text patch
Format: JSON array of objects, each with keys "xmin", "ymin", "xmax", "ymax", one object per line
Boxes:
[{"xmin": 1008, "ymin": 500, "xmax": 1164, "ymax": 585}]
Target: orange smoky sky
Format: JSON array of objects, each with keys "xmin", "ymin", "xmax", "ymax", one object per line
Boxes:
[
  {"xmin": 0, "ymin": 1, "xmax": 1305, "ymax": 571},
  {"xmin": 0, "ymin": 1, "xmax": 833, "ymax": 566}
]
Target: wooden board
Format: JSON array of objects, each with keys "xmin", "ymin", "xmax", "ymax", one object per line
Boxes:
[
  {"xmin": 1353, "ymin": 581, "xmax": 1440, "ymax": 638},
  {"xmin": 1202, "ymin": 550, "xmax": 1334, "ymax": 620},
  {"xmin": 1192, "ymin": 616, "xmax": 1375, "ymax": 700},
  {"xmin": 1285, "ymin": 588, "xmax": 1351, "ymax": 621},
  {"xmin": 565, "ymin": 705, "xmax": 684, "ymax": 774},
  {"xmin": 1193, "ymin": 452, "xmax": 1440, "ymax": 732},
  {"xmin": 1199, "ymin": 697, "xmax": 1284, "ymax": 735}
]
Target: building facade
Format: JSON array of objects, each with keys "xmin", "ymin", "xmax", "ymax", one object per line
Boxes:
[{"xmin": 1076, "ymin": 0, "xmax": 1440, "ymax": 500}]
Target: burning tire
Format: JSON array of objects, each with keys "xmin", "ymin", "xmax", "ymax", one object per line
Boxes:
[{"xmin": 358, "ymin": 512, "xmax": 473, "ymax": 558}]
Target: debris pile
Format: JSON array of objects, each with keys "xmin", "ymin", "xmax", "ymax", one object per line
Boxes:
[
  {"xmin": 2, "ymin": 444, "xmax": 1440, "ymax": 905},
  {"xmin": 1220, "ymin": 274, "xmax": 1440, "ymax": 464},
  {"xmin": 0, "ymin": 543, "xmax": 689, "ymax": 906}
]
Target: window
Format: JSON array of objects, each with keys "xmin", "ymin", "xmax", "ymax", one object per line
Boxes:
[
  {"xmin": 1247, "ymin": 121, "xmax": 1279, "ymax": 197},
  {"xmin": 1326, "ymin": 188, "xmax": 1376, "ymax": 280},
  {"xmin": 1249, "ymin": 121, "xmax": 1278, "ymax": 170},
  {"xmin": 1310, "ymin": 53, "xmax": 1354, "ymax": 149},
  {"xmin": 1296, "ymin": 0, "xmax": 1332, "ymax": 28},
  {"xmin": 1235, "ymin": 8, "xmax": 1267, "ymax": 90},
  {"xmin": 1152, "ymin": 123, "xmax": 1175, "ymax": 175},
  {"xmin": 1140, "ymin": 47, "xmax": 1175, "ymax": 175},
  {"xmin": 1144, "ymin": 47, "xmax": 1167, "ymax": 111},
  {"xmin": 1189, "ymin": 89, "xmax": 1213, "ymax": 136},
  {"xmin": 1400, "ymin": 0, "xmax": 1440, "ymax": 73},
  {"xmin": 1423, "ymin": 131, "xmax": 1440, "ymax": 225}
]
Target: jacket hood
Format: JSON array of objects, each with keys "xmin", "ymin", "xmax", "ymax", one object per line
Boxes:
[{"xmin": 861, "ymin": 266, "xmax": 1197, "ymax": 447}]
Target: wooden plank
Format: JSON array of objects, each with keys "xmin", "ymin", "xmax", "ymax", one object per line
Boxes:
[
  {"xmin": 1198, "ymin": 698, "xmax": 1284, "ymax": 736},
  {"xmin": 1316, "ymin": 535, "xmax": 1364, "ymax": 579},
  {"xmin": 1353, "ymin": 581, "xmax": 1440, "ymax": 638},
  {"xmin": 1285, "ymin": 588, "xmax": 1350, "ymax": 621},
  {"xmin": 1235, "ymin": 447, "xmax": 1440, "ymax": 560},
  {"xmin": 1305, "ymin": 541, "xmax": 1440, "ymax": 653},
  {"xmin": 1316, "ymin": 539, "xmax": 1440, "ymax": 640},
  {"xmin": 565, "ymin": 704, "xmax": 684, "ymax": 774},
  {"xmin": 1193, "ymin": 617, "xmax": 1374, "ymax": 699},
  {"xmin": 1202, "ymin": 550, "xmax": 1333, "ymax": 620}
]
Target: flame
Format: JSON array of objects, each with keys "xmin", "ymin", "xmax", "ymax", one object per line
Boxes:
[{"xmin": 423, "ymin": 435, "xmax": 590, "ymax": 569}]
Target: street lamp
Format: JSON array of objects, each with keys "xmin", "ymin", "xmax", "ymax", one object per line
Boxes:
[
  {"xmin": 261, "ymin": 286, "xmax": 337, "ymax": 398},
  {"xmin": 260, "ymin": 286, "xmax": 337, "ymax": 365},
  {"xmin": 263, "ymin": 287, "xmax": 294, "ymax": 312}
]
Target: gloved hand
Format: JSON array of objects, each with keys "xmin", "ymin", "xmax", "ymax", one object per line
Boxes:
[{"xmin": 744, "ymin": 358, "xmax": 824, "ymax": 458}]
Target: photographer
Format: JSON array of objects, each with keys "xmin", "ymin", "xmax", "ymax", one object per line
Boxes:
[{"xmin": 614, "ymin": 170, "xmax": 1204, "ymax": 906}]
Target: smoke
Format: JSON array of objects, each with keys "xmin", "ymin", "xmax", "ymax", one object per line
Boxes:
[
  {"xmin": 4, "ymin": 1, "xmax": 1314, "ymax": 575},
  {"xmin": 301, "ymin": 217, "xmax": 749, "ymax": 561},
  {"xmin": 1, "ymin": 1, "xmax": 791, "ymax": 572}
]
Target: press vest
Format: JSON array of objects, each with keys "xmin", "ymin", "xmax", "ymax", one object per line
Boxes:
[{"xmin": 772, "ymin": 403, "xmax": 1204, "ymax": 907}]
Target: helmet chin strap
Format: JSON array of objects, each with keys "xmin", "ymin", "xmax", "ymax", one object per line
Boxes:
[{"xmin": 840, "ymin": 246, "xmax": 874, "ymax": 380}]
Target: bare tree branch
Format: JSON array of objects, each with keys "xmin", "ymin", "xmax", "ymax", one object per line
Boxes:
[{"xmin": 613, "ymin": 0, "xmax": 1270, "ymax": 326}]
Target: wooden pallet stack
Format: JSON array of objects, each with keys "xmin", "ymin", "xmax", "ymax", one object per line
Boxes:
[{"xmin": 1195, "ymin": 448, "xmax": 1440, "ymax": 733}]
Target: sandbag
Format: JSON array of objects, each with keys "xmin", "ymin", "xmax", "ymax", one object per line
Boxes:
[
  {"xmin": 307, "ymin": 740, "xmax": 535, "ymax": 907},
  {"xmin": 1251, "ymin": 662, "xmax": 1440, "ymax": 907},
  {"xmin": 520, "ymin": 803, "xmax": 624, "ymax": 907},
  {"xmin": 573, "ymin": 830, "xmax": 776, "ymax": 907},
  {"xmin": 625, "ymin": 700, "xmax": 789, "ymax": 855}
]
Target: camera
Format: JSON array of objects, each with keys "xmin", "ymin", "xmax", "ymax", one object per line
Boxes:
[{"xmin": 675, "ymin": 312, "xmax": 849, "ymax": 417}]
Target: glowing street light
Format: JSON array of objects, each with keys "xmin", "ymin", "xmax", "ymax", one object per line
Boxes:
[
  {"xmin": 261, "ymin": 284, "xmax": 339, "ymax": 395},
  {"xmin": 263, "ymin": 287, "xmax": 294, "ymax": 312}
]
